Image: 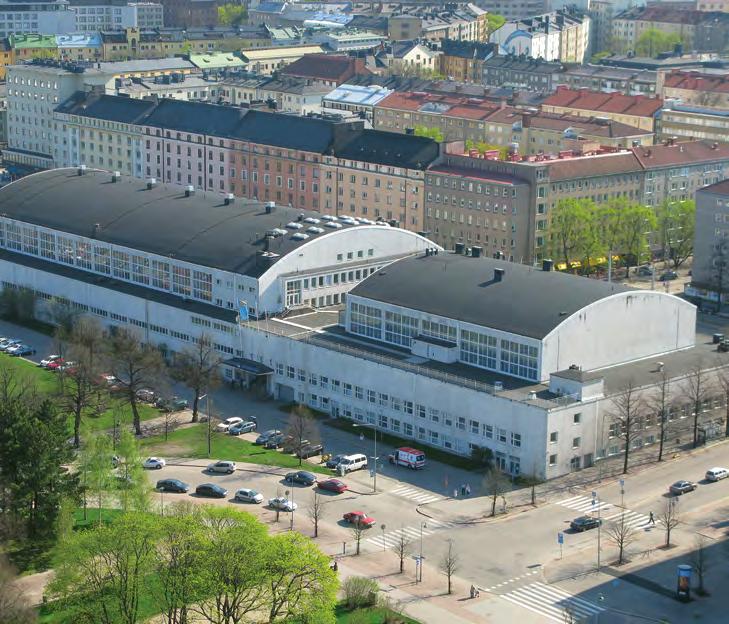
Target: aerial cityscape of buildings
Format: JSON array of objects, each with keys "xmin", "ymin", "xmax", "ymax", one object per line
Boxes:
[{"xmin": 3, "ymin": 1, "xmax": 729, "ymax": 621}]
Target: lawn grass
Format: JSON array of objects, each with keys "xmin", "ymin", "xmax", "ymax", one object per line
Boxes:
[
  {"xmin": 335, "ymin": 603, "xmax": 421, "ymax": 624},
  {"xmin": 1, "ymin": 354, "xmax": 160, "ymax": 433},
  {"xmin": 141, "ymin": 424, "xmax": 330, "ymax": 474}
]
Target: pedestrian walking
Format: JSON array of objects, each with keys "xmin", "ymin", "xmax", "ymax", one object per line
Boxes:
[
  {"xmin": 470, "ymin": 585, "xmax": 475, "ymax": 599},
  {"xmin": 649, "ymin": 511, "xmax": 655, "ymax": 525},
  {"xmin": 461, "ymin": 484, "xmax": 466, "ymax": 496},
  {"xmin": 466, "ymin": 483, "xmax": 471, "ymax": 497}
]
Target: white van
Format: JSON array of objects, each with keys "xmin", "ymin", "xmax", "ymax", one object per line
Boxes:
[
  {"xmin": 705, "ymin": 467, "xmax": 729, "ymax": 482},
  {"xmin": 339, "ymin": 453, "xmax": 368, "ymax": 473}
]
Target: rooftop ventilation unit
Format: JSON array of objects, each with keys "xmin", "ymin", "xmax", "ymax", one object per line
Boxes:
[
  {"xmin": 324, "ymin": 221, "xmax": 343, "ymax": 229},
  {"xmin": 303, "ymin": 217, "xmax": 320, "ymax": 224},
  {"xmin": 286, "ymin": 222, "xmax": 303, "ymax": 229},
  {"xmin": 291, "ymin": 232, "xmax": 310, "ymax": 240},
  {"xmin": 307, "ymin": 226, "xmax": 324, "ymax": 234}
]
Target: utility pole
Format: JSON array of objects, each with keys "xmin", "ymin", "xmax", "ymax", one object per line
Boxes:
[
  {"xmin": 592, "ymin": 491, "xmax": 601, "ymax": 571},
  {"xmin": 419, "ymin": 521, "xmax": 427, "ymax": 582}
]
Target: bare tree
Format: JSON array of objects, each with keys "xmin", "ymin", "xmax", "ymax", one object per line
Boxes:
[
  {"xmin": 683, "ymin": 363, "xmax": 708, "ymax": 449},
  {"xmin": 171, "ymin": 334, "xmax": 222, "ymax": 423},
  {"xmin": 351, "ymin": 522, "xmax": 366, "ymax": 556},
  {"xmin": 691, "ymin": 535, "xmax": 711, "ymax": 596},
  {"xmin": 649, "ymin": 371, "xmax": 673, "ymax": 462},
  {"xmin": 658, "ymin": 498, "xmax": 680, "ymax": 547},
  {"xmin": 307, "ymin": 491, "xmax": 324, "ymax": 538},
  {"xmin": 162, "ymin": 411, "xmax": 179, "ymax": 442},
  {"xmin": 392, "ymin": 529, "xmax": 412, "ymax": 574},
  {"xmin": 0, "ymin": 555, "xmax": 37, "ymax": 624},
  {"xmin": 106, "ymin": 327, "xmax": 166, "ymax": 435},
  {"xmin": 611, "ymin": 383, "xmax": 646, "ymax": 474},
  {"xmin": 715, "ymin": 364, "xmax": 729, "ymax": 439},
  {"xmin": 285, "ymin": 406, "xmax": 320, "ymax": 466},
  {"xmin": 484, "ymin": 469, "xmax": 509, "ymax": 517},
  {"xmin": 440, "ymin": 539, "xmax": 459, "ymax": 595},
  {"xmin": 606, "ymin": 511, "xmax": 638, "ymax": 565}
]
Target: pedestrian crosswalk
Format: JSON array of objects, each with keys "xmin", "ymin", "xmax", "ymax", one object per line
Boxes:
[
  {"xmin": 363, "ymin": 518, "xmax": 454, "ymax": 551},
  {"xmin": 556, "ymin": 495, "xmax": 651, "ymax": 530},
  {"xmin": 390, "ymin": 485, "xmax": 441, "ymax": 504},
  {"xmin": 500, "ymin": 582, "xmax": 605, "ymax": 623}
]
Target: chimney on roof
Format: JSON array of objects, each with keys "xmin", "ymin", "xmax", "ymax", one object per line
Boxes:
[{"xmin": 494, "ymin": 267, "xmax": 505, "ymax": 282}]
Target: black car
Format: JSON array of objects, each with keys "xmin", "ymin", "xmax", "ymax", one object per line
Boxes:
[
  {"xmin": 296, "ymin": 443, "xmax": 324, "ymax": 459},
  {"xmin": 195, "ymin": 483, "xmax": 228, "ymax": 498},
  {"xmin": 285, "ymin": 471, "xmax": 317, "ymax": 486},
  {"xmin": 156, "ymin": 478, "xmax": 189, "ymax": 493},
  {"xmin": 659, "ymin": 270, "xmax": 678, "ymax": 282},
  {"xmin": 570, "ymin": 516, "xmax": 602, "ymax": 532},
  {"xmin": 155, "ymin": 396, "xmax": 189, "ymax": 412},
  {"xmin": 326, "ymin": 454, "xmax": 346, "ymax": 469},
  {"xmin": 255, "ymin": 429, "xmax": 282, "ymax": 445},
  {"xmin": 264, "ymin": 433, "xmax": 286, "ymax": 449}
]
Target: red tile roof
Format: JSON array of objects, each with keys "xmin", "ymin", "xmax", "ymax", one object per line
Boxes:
[
  {"xmin": 632, "ymin": 140, "xmax": 729, "ymax": 168},
  {"xmin": 663, "ymin": 70, "xmax": 729, "ymax": 94},
  {"xmin": 547, "ymin": 152, "xmax": 643, "ymax": 181},
  {"xmin": 543, "ymin": 87, "xmax": 663, "ymax": 118},
  {"xmin": 376, "ymin": 91, "xmax": 503, "ymax": 120},
  {"xmin": 427, "ymin": 165, "xmax": 522, "ymax": 185},
  {"xmin": 624, "ymin": 6, "xmax": 708, "ymax": 25},
  {"xmin": 281, "ymin": 54, "xmax": 370, "ymax": 84}
]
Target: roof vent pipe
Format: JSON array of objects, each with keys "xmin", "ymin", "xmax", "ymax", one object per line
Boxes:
[
  {"xmin": 111, "ymin": 171, "xmax": 121, "ymax": 182},
  {"xmin": 224, "ymin": 193, "xmax": 235, "ymax": 205},
  {"xmin": 146, "ymin": 177, "xmax": 156, "ymax": 190},
  {"xmin": 78, "ymin": 164, "xmax": 86, "ymax": 176},
  {"xmin": 494, "ymin": 268, "xmax": 505, "ymax": 282},
  {"xmin": 185, "ymin": 185, "xmax": 195, "ymax": 197}
]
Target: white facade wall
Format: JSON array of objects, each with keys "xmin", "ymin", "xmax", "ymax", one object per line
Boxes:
[
  {"xmin": 0, "ymin": 4, "xmax": 76, "ymax": 37},
  {"xmin": 542, "ymin": 292, "xmax": 696, "ymax": 377}
]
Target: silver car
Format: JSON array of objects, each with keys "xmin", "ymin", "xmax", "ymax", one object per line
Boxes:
[{"xmin": 207, "ymin": 460, "xmax": 236, "ymax": 474}]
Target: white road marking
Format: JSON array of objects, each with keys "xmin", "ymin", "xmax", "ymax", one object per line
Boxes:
[{"xmin": 501, "ymin": 582, "xmax": 604, "ymax": 623}]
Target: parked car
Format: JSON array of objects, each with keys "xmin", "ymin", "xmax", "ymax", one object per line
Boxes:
[
  {"xmin": 7, "ymin": 344, "xmax": 35, "ymax": 357},
  {"xmin": 326, "ymin": 454, "xmax": 347, "ymax": 470},
  {"xmin": 659, "ymin": 270, "xmax": 679, "ymax": 282},
  {"xmin": 317, "ymin": 479, "xmax": 348, "ymax": 494},
  {"xmin": 234, "ymin": 488, "xmax": 263, "ymax": 504},
  {"xmin": 636, "ymin": 265, "xmax": 654, "ymax": 277},
  {"xmin": 570, "ymin": 516, "xmax": 602, "ymax": 532},
  {"xmin": 155, "ymin": 396, "xmax": 188, "ymax": 412},
  {"xmin": 156, "ymin": 479, "xmax": 189, "ymax": 493},
  {"xmin": 669, "ymin": 480, "xmax": 697, "ymax": 495},
  {"xmin": 39, "ymin": 354, "xmax": 62, "ymax": 368},
  {"xmin": 195, "ymin": 483, "xmax": 227, "ymax": 498},
  {"xmin": 229, "ymin": 420, "xmax": 257, "ymax": 436},
  {"xmin": 57, "ymin": 361, "xmax": 77, "ymax": 374},
  {"xmin": 296, "ymin": 443, "xmax": 324, "ymax": 459},
  {"xmin": 96, "ymin": 373, "xmax": 122, "ymax": 392},
  {"xmin": 143, "ymin": 457, "xmax": 166, "ymax": 470},
  {"xmin": 207, "ymin": 460, "xmax": 236, "ymax": 474},
  {"xmin": 285, "ymin": 471, "xmax": 317, "ymax": 486},
  {"xmin": 264, "ymin": 433, "xmax": 286, "ymax": 449},
  {"xmin": 136, "ymin": 388, "xmax": 156, "ymax": 403},
  {"xmin": 0, "ymin": 339, "xmax": 21, "ymax": 352},
  {"xmin": 216, "ymin": 417, "xmax": 243, "ymax": 433},
  {"xmin": 268, "ymin": 496, "xmax": 297, "ymax": 512},
  {"xmin": 46, "ymin": 358, "xmax": 66, "ymax": 371},
  {"xmin": 342, "ymin": 511, "xmax": 376, "ymax": 528},
  {"xmin": 282, "ymin": 436, "xmax": 309, "ymax": 454},
  {"xmin": 705, "ymin": 467, "xmax": 729, "ymax": 482},
  {"xmin": 255, "ymin": 429, "xmax": 282, "ymax": 445}
]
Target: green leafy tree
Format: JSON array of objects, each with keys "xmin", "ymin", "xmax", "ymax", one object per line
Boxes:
[
  {"xmin": 116, "ymin": 430, "xmax": 150, "ymax": 512},
  {"xmin": 0, "ymin": 397, "xmax": 79, "ymax": 537},
  {"xmin": 217, "ymin": 3, "xmax": 247, "ymax": 27},
  {"xmin": 414, "ymin": 125, "xmax": 444, "ymax": 142},
  {"xmin": 50, "ymin": 513, "xmax": 159, "ymax": 624},
  {"xmin": 79, "ymin": 434, "xmax": 114, "ymax": 523},
  {"xmin": 635, "ymin": 29, "xmax": 682, "ymax": 58},
  {"xmin": 655, "ymin": 200, "xmax": 695, "ymax": 269},
  {"xmin": 619, "ymin": 203, "xmax": 657, "ymax": 277},
  {"xmin": 547, "ymin": 198, "xmax": 597, "ymax": 271},
  {"xmin": 264, "ymin": 532, "xmax": 338, "ymax": 623},
  {"xmin": 106, "ymin": 326, "xmax": 166, "ymax": 435},
  {"xmin": 486, "ymin": 13, "xmax": 506, "ymax": 35}
]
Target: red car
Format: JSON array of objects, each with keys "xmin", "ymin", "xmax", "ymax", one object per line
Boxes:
[
  {"xmin": 318, "ymin": 479, "xmax": 348, "ymax": 494},
  {"xmin": 46, "ymin": 358, "xmax": 66, "ymax": 371},
  {"xmin": 343, "ymin": 511, "xmax": 376, "ymax": 528}
]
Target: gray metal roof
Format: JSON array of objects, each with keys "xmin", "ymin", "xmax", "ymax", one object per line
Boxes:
[
  {"xmin": 0, "ymin": 169, "xmax": 361, "ymax": 278},
  {"xmin": 350, "ymin": 253, "xmax": 633, "ymax": 339}
]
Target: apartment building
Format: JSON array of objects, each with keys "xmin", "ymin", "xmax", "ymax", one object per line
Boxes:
[
  {"xmin": 474, "ymin": 0, "xmax": 549, "ymax": 21},
  {"xmin": 157, "ymin": 0, "xmax": 217, "ymax": 28},
  {"xmin": 70, "ymin": 0, "xmax": 164, "ymax": 31},
  {"xmin": 321, "ymin": 83, "xmax": 393, "ymax": 122},
  {"xmin": 373, "ymin": 91, "xmax": 654, "ymax": 151},
  {"xmin": 387, "ymin": 6, "xmax": 488, "ymax": 43},
  {"xmin": 239, "ymin": 45, "xmax": 325, "ymax": 76},
  {"xmin": 375, "ymin": 41, "xmax": 441, "ymax": 77},
  {"xmin": 280, "ymin": 53, "xmax": 370, "ymax": 88},
  {"xmin": 542, "ymin": 86, "xmax": 663, "ymax": 133},
  {"xmin": 440, "ymin": 39, "xmax": 495, "ymax": 83},
  {"xmin": 320, "ymin": 130, "xmax": 438, "ymax": 228},
  {"xmin": 0, "ymin": 0, "xmax": 75, "ymax": 38},
  {"xmin": 490, "ymin": 9, "xmax": 591, "ymax": 64},
  {"xmin": 660, "ymin": 70, "xmax": 729, "ymax": 108},
  {"xmin": 560, "ymin": 64, "xmax": 657, "ymax": 96},
  {"xmin": 481, "ymin": 54, "xmax": 563, "ymax": 91},
  {"xmin": 56, "ymin": 33, "xmax": 102, "ymax": 60},
  {"xmin": 660, "ymin": 103, "xmax": 729, "ymax": 145}
]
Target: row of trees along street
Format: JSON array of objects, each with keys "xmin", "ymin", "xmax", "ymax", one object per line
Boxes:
[{"xmin": 545, "ymin": 197, "xmax": 694, "ymax": 275}]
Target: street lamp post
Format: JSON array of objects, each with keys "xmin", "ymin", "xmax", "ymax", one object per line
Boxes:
[
  {"xmin": 287, "ymin": 482, "xmax": 295, "ymax": 531},
  {"xmin": 419, "ymin": 521, "xmax": 427, "ymax": 582},
  {"xmin": 353, "ymin": 423, "xmax": 379, "ymax": 493},
  {"xmin": 381, "ymin": 523, "xmax": 387, "ymax": 552},
  {"xmin": 591, "ymin": 491, "xmax": 601, "ymax": 571}
]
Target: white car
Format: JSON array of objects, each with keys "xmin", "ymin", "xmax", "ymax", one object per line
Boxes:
[
  {"xmin": 207, "ymin": 460, "xmax": 236, "ymax": 474},
  {"xmin": 40, "ymin": 354, "xmax": 62, "ymax": 368},
  {"xmin": 143, "ymin": 457, "xmax": 166, "ymax": 470},
  {"xmin": 706, "ymin": 467, "xmax": 729, "ymax": 482},
  {"xmin": 234, "ymin": 488, "xmax": 264, "ymax": 504},
  {"xmin": 216, "ymin": 417, "xmax": 244, "ymax": 432},
  {"xmin": 268, "ymin": 496, "xmax": 297, "ymax": 512}
]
